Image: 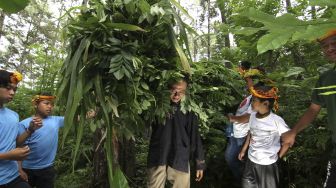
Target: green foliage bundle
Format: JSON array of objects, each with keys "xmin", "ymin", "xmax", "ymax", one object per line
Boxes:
[{"xmin": 56, "ymin": 0, "xmax": 198, "ymax": 187}]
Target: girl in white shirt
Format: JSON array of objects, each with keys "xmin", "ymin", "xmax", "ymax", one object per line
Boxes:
[{"xmin": 238, "ymin": 83, "xmax": 291, "ymax": 188}]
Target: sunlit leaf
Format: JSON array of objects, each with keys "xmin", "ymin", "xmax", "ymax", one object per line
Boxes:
[{"xmin": 0, "ymin": 0, "xmax": 29, "ymax": 13}]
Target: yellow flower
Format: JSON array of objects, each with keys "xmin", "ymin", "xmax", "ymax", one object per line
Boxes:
[
  {"xmin": 13, "ymin": 71, "xmax": 23, "ymax": 82},
  {"xmin": 10, "ymin": 71, "xmax": 23, "ymax": 84}
]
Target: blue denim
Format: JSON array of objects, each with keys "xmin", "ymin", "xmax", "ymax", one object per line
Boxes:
[
  {"xmin": 225, "ymin": 136, "xmax": 246, "ymax": 180},
  {"xmin": 225, "ymin": 123, "xmax": 234, "ymax": 137}
]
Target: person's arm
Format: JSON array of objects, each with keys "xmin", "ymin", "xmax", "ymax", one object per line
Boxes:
[
  {"xmin": 278, "ymin": 143, "xmax": 290, "ymax": 158},
  {"xmin": 17, "ymin": 117, "xmax": 43, "ymax": 146},
  {"xmin": 228, "ymin": 113, "xmax": 250, "ymax": 124},
  {"xmin": 18, "ymin": 161, "xmax": 28, "ymax": 181},
  {"xmin": 190, "ymin": 114, "xmax": 205, "ymax": 182},
  {"xmin": 282, "ymin": 103, "xmax": 321, "ymax": 147},
  {"xmin": 16, "ymin": 130, "xmax": 33, "ymax": 147},
  {"xmin": 0, "ymin": 146, "xmax": 30, "ymax": 161},
  {"xmin": 238, "ymin": 132, "xmax": 251, "ymax": 161}
]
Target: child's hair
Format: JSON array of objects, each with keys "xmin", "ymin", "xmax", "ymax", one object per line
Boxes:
[
  {"xmin": 0, "ymin": 70, "xmax": 12, "ymax": 87},
  {"xmin": 239, "ymin": 60, "xmax": 251, "ymax": 70},
  {"xmin": 253, "ymin": 82, "xmax": 275, "ymax": 110}
]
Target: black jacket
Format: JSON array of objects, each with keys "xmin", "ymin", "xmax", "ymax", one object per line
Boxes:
[{"xmin": 147, "ymin": 103, "xmax": 205, "ymax": 173}]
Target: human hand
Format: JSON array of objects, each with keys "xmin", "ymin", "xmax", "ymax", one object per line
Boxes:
[
  {"xmin": 7, "ymin": 146, "xmax": 30, "ymax": 160},
  {"xmin": 195, "ymin": 170, "xmax": 203, "ymax": 181},
  {"xmin": 19, "ymin": 169, "xmax": 28, "ymax": 182},
  {"xmin": 238, "ymin": 151, "xmax": 245, "ymax": 161},
  {"xmin": 28, "ymin": 116, "xmax": 43, "ymax": 132},
  {"xmin": 281, "ymin": 130, "xmax": 296, "ymax": 147}
]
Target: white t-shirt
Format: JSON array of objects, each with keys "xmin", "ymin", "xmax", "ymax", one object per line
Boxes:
[
  {"xmin": 233, "ymin": 95, "xmax": 253, "ymax": 138},
  {"xmin": 247, "ymin": 112, "xmax": 290, "ymax": 165}
]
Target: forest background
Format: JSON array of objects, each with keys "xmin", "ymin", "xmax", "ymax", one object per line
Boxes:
[{"xmin": 0, "ymin": 0, "xmax": 335, "ymax": 187}]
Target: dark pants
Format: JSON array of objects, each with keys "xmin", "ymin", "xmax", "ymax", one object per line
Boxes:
[
  {"xmin": 241, "ymin": 158, "xmax": 280, "ymax": 188},
  {"xmin": 0, "ymin": 176, "xmax": 31, "ymax": 188},
  {"xmin": 324, "ymin": 160, "xmax": 336, "ymax": 188},
  {"xmin": 23, "ymin": 166, "xmax": 55, "ymax": 188},
  {"xmin": 225, "ymin": 136, "xmax": 246, "ymax": 180}
]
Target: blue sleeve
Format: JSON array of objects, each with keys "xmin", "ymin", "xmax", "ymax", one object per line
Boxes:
[
  {"xmin": 18, "ymin": 121, "xmax": 28, "ymax": 136},
  {"xmin": 58, "ymin": 116, "xmax": 65, "ymax": 128}
]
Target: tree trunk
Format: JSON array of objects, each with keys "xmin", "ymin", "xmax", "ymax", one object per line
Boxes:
[
  {"xmin": 0, "ymin": 11, "xmax": 5, "ymax": 40},
  {"xmin": 92, "ymin": 128, "xmax": 109, "ymax": 188},
  {"xmin": 217, "ymin": 1, "xmax": 231, "ymax": 48},
  {"xmin": 207, "ymin": 0, "xmax": 211, "ymax": 59},
  {"xmin": 118, "ymin": 137, "xmax": 136, "ymax": 178},
  {"xmin": 285, "ymin": 0, "xmax": 293, "ymax": 14},
  {"xmin": 311, "ymin": 6, "xmax": 316, "ymax": 19}
]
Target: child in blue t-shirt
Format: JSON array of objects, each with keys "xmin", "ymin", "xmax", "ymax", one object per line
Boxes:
[
  {"xmin": 0, "ymin": 70, "xmax": 42, "ymax": 188},
  {"xmin": 18, "ymin": 93, "xmax": 64, "ymax": 188}
]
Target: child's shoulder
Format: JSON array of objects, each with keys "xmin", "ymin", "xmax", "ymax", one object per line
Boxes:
[{"xmin": 270, "ymin": 112, "xmax": 285, "ymax": 121}]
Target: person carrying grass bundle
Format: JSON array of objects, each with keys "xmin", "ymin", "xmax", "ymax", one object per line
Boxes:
[{"xmin": 147, "ymin": 76, "xmax": 205, "ymax": 188}]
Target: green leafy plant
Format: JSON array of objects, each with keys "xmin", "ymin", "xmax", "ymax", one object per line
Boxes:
[{"xmin": 56, "ymin": 0, "xmax": 196, "ymax": 187}]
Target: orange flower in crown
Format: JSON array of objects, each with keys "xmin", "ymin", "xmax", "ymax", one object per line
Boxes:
[
  {"xmin": 32, "ymin": 95, "xmax": 56, "ymax": 105},
  {"xmin": 10, "ymin": 71, "xmax": 23, "ymax": 84},
  {"xmin": 318, "ymin": 29, "xmax": 336, "ymax": 41},
  {"xmin": 250, "ymin": 86, "xmax": 279, "ymax": 112}
]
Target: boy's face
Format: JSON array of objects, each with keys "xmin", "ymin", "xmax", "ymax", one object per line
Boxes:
[
  {"xmin": 36, "ymin": 100, "xmax": 54, "ymax": 117},
  {"xmin": 320, "ymin": 35, "xmax": 336, "ymax": 61},
  {"xmin": 0, "ymin": 83, "xmax": 17, "ymax": 105},
  {"xmin": 170, "ymin": 80, "xmax": 187, "ymax": 103}
]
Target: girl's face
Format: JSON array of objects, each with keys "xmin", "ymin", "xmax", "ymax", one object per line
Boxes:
[{"xmin": 251, "ymin": 96, "xmax": 268, "ymax": 113}]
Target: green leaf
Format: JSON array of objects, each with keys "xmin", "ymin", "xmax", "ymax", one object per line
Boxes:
[
  {"xmin": 168, "ymin": 26, "xmax": 191, "ymax": 73},
  {"xmin": 319, "ymin": 91, "xmax": 336, "ymax": 95},
  {"xmin": 284, "ymin": 67, "xmax": 306, "ymax": 78},
  {"xmin": 72, "ymin": 108, "xmax": 85, "ymax": 171},
  {"xmin": 111, "ymin": 168, "xmax": 129, "ymax": 188},
  {"xmin": 314, "ymin": 85, "xmax": 336, "ymax": 90},
  {"xmin": 169, "ymin": 0, "xmax": 194, "ymax": 21},
  {"xmin": 309, "ymin": 0, "xmax": 336, "ymax": 6},
  {"xmin": 0, "ymin": 0, "xmax": 29, "ymax": 13},
  {"xmin": 241, "ymin": 8, "xmax": 275, "ymax": 26},
  {"xmin": 138, "ymin": 0, "xmax": 150, "ymax": 13},
  {"xmin": 94, "ymin": 74, "xmax": 110, "ymax": 127},
  {"xmin": 171, "ymin": 9, "xmax": 192, "ymax": 60},
  {"xmin": 89, "ymin": 121, "xmax": 97, "ymax": 132},
  {"xmin": 104, "ymin": 23, "xmax": 146, "ymax": 32},
  {"xmin": 233, "ymin": 26, "xmax": 264, "ymax": 35},
  {"xmin": 292, "ymin": 23, "xmax": 336, "ymax": 41},
  {"xmin": 107, "ymin": 97, "xmax": 119, "ymax": 117},
  {"xmin": 257, "ymin": 31, "xmax": 293, "ymax": 54},
  {"xmin": 61, "ymin": 39, "xmax": 87, "ymax": 146},
  {"xmin": 113, "ymin": 69, "xmax": 125, "ymax": 80},
  {"xmin": 141, "ymin": 82, "xmax": 149, "ymax": 90}
]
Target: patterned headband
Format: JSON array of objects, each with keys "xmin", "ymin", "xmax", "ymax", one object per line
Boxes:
[
  {"xmin": 250, "ymin": 86, "xmax": 279, "ymax": 112},
  {"xmin": 318, "ymin": 29, "xmax": 336, "ymax": 41},
  {"xmin": 32, "ymin": 95, "xmax": 56, "ymax": 104}
]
